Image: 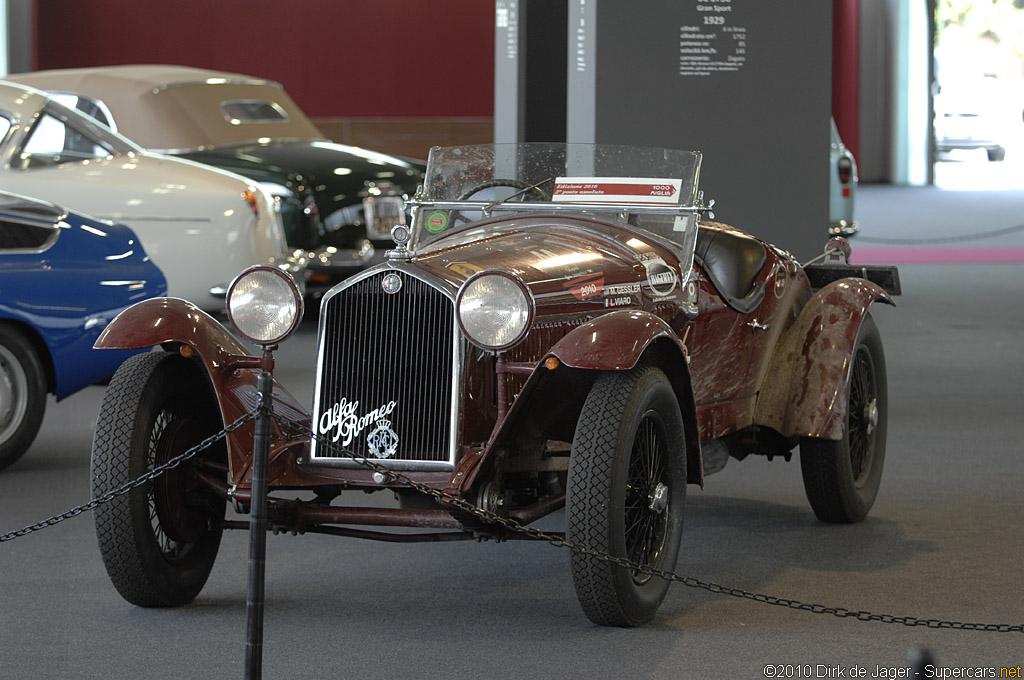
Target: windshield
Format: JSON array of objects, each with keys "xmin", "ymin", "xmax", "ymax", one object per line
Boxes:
[
  {"xmin": 410, "ymin": 143, "xmax": 702, "ymax": 255},
  {"xmin": 14, "ymin": 102, "xmax": 138, "ymax": 170}
]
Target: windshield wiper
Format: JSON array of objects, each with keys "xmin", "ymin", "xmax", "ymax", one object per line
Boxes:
[{"xmin": 483, "ymin": 177, "xmax": 555, "ymax": 213}]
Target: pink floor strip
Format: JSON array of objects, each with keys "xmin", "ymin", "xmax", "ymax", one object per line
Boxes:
[{"xmin": 851, "ymin": 247, "xmax": 1024, "ymax": 264}]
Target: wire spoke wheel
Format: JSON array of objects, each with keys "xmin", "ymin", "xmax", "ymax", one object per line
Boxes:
[
  {"xmin": 92, "ymin": 352, "xmax": 226, "ymax": 607},
  {"xmin": 800, "ymin": 315, "xmax": 888, "ymax": 523},
  {"xmin": 847, "ymin": 345, "xmax": 878, "ymax": 486},
  {"xmin": 623, "ymin": 413, "xmax": 669, "ymax": 585},
  {"xmin": 567, "ymin": 366, "xmax": 686, "ymax": 627}
]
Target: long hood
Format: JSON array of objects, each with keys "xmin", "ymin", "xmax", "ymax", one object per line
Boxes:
[
  {"xmin": 1, "ymin": 152, "xmax": 287, "ymax": 311},
  {"xmin": 179, "ymin": 140, "xmax": 425, "ymax": 197},
  {"xmin": 412, "ymin": 215, "xmax": 686, "ymax": 309},
  {"xmin": 1, "ymin": 152, "xmax": 264, "ymax": 223}
]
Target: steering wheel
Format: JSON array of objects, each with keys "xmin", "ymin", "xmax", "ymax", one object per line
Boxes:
[
  {"xmin": 446, "ymin": 178, "xmax": 550, "ymax": 228},
  {"xmin": 457, "ymin": 178, "xmax": 550, "ymax": 202}
]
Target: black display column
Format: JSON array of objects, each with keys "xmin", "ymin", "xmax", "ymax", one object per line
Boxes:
[
  {"xmin": 497, "ymin": 0, "xmax": 834, "ymax": 259},
  {"xmin": 495, "ymin": 0, "xmax": 568, "ymax": 144}
]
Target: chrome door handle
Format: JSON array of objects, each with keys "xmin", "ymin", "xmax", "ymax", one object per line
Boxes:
[{"xmin": 748, "ymin": 319, "xmax": 771, "ymax": 332}]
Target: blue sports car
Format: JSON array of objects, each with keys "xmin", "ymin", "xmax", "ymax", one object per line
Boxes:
[{"xmin": 0, "ymin": 192, "xmax": 166, "ymax": 470}]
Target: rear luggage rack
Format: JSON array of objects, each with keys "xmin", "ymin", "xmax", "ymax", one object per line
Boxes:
[{"xmin": 804, "ymin": 263, "xmax": 902, "ymax": 296}]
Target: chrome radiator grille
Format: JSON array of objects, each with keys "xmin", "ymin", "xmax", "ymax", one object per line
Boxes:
[{"xmin": 310, "ymin": 270, "xmax": 457, "ymax": 468}]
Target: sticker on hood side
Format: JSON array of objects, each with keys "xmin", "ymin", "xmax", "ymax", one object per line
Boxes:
[
  {"xmin": 562, "ymin": 271, "xmax": 604, "ymax": 300},
  {"xmin": 644, "ymin": 259, "xmax": 678, "ymax": 297},
  {"xmin": 448, "ymin": 261, "xmax": 483, "ymax": 278},
  {"xmin": 603, "ymin": 282, "xmax": 641, "ymax": 308}
]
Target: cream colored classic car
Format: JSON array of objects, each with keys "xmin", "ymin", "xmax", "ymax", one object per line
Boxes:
[
  {"xmin": 0, "ymin": 80, "xmax": 303, "ymax": 312},
  {"xmin": 7, "ymin": 65, "xmax": 425, "ymax": 294}
]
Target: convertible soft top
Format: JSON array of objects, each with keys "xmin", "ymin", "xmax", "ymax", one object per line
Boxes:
[{"xmin": 6, "ymin": 64, "xmax": 326, "ymax": 150}]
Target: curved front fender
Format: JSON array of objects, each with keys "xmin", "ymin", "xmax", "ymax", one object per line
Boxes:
[
  {"xmin": 95, "ymin": 297, "xmax": 249, "ymax": 362},
  {"xmin": 548, "ymin": 309, "xmax": 686, "ymax": 370},
  {"xmin": 95, "ymin": 297, "xmax": 310, "ymax": 485},
  {"xmin": 755, "ymin": 278, "xmax": 894, "ymax": 439},
  {"xmin": 540, "ymin": 310, "xmax": 702, "ymax": 485}
]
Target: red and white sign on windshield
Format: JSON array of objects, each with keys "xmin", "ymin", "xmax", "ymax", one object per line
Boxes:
[{"xmin": 552, "ymin": 177, "xmax": 683, "ymax": 205}]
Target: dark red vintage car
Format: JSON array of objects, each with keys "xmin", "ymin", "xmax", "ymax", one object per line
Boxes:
[{"xmin": 90, "ymin": 143, "xmax": 899, "ymax": 627}]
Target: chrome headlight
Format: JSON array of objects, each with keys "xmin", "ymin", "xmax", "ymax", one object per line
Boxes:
[
  {"xmin": 226, "ymin": 265, "xmax": 304, "ymax": 346},
  {"xmin": 456, "ymin": 270, "xmax": 534, "ymax": 352}
]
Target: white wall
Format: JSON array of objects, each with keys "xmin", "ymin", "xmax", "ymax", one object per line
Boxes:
[{"xmin": 859, "ymin": 0, "xmax": 933, "ymax": 185}]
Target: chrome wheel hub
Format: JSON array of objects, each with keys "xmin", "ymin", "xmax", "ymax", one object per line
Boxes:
[
  {"xmin": 864, "ymin": 399, "xmax": 878, "ymax": 435},
  {"xmin": 648, "ymin": 482, "xmax": 669, "ymax": 514}
]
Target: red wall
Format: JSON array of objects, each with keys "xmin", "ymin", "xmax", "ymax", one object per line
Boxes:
[
  {"xmin": 831, "ymin": 0, "xmax": 860, "ymax": 160},
  {"xmin": 34, "ymin": 0, "xmax": 495, "ymax": 118}
]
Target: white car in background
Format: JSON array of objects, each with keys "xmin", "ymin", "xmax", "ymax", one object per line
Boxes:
[
  {"xmin": 829, "ymin": 117, "xmax": 858, "ymax": 237},
  {"xmin": 0, "ymin": 81, "xmax": 303, "ymax": 312},
  {"xmin": 934, "ymin": 78, "xmax": 1009, "ymax": 162}
]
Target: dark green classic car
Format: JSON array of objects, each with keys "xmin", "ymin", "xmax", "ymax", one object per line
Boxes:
[{"xmin": 8, "ymin": 65, "xmax": 425, "ymax": 294}]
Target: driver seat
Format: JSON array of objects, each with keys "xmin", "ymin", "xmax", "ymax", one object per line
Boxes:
[{"xmin": 694, "ymin": 224, "xmax": 767, "ymax": 314}]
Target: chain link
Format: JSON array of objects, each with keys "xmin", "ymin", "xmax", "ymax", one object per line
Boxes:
[
  {"xmin": 3, "ymin": 402, "xmax": 1020, "ymax": 633},
  {"xmin": 856, "ymin": 221, "xmax": 1024, "ymax": 246},
  {"xmin": 0, "ymin": 409, "xmax": 259, "ymax": 543},
  {"xmin": 291, "ymin": 418, "xmax": 1023, "ymax": 633}
]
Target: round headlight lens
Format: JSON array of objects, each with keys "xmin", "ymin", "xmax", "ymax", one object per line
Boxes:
[
  {"xmin": 226, "ymin": 265, "xmax": 304, "ymax": 346},
  {"xmin": 456, "ymin": 271, "xmax": 534, "ymax": 351}
]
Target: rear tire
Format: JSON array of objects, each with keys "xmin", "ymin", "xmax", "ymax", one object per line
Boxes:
[
  {"xmin": 92, "ymin": 352, "xmax": 226, "ymax": 606},
  {"xmin": 567, "ymin": 366, "xmax": 686, "ymax": 627},
  {"xmin": 800, "ymin": 315, "xmax": 887, "ymax": 523},
  {"xmin": 0, "ymin": 325, "xmax": 47, "ymax": 471}
]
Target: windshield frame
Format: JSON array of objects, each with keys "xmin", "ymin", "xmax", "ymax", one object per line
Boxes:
[
  {"xmin": 12, "ymin": 100, "xmax": 140, "ymax": 171},
  {"xmin": 407, "ymin": 142, "xmax": 704, "ymax": 271}
]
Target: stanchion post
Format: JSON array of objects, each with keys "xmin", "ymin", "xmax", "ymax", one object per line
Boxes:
[{"xmin": 245, "ymin": 364, "xmax": 274, "ymax": 680}]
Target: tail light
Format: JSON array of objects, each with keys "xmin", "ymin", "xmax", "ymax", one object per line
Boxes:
[{"xmin": 837, "ymin": 157, "xmax": 853, "ymax": 185}]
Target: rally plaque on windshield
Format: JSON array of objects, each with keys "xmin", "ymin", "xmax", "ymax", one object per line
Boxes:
[{"xmin": 552, "ymin": 177, "xmax": 683, "ymax": 204}]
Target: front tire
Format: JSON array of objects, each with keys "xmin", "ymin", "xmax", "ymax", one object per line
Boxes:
[
  {"xmin": 91, "ymin": 352, "xmax": 226, "ymax": 607},
  {"xmin": 0, "ymin": 325, "xmax": 47, "ymax": 471},
  {"xmin": 566, "ymin": 366, "xmax": 686, "ymax": 627},
  {"xmin": 800, "ymin": 315, "xmax": 887, "ymax": 523}
]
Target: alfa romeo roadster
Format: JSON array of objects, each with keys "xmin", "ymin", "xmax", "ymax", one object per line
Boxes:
[{"xmin": 90, "ymin": 143, "xmax": 900, "ymax": 627}]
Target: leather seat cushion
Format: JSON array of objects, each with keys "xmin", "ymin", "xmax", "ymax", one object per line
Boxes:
[{"xmin": 695, "ymin": 225, "xmax": 767, "ymax": 305}]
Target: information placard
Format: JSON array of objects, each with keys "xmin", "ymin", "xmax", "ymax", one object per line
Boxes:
[
  {"xmin": 680, "ymin": 1, "xmax": 747, "ymax": 77},
  {"xmin": 566, "ymin": 0, "xmax": 832, "ymax": 259}
]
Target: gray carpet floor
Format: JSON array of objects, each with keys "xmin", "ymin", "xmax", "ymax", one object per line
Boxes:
[{"xmin": 1, "ymin": 178, "xmax": 1022, "ymax": 678}]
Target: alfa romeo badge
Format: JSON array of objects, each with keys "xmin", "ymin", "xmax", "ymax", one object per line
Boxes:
[{"xmin": 382, "ymin": 273, "xmax": 403, "ymax": 294}]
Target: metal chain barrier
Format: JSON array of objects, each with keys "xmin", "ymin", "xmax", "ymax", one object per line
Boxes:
[
  {"xmin": 0, "ymin": 409, "xmax": 258, "ymax": 543},
  {"xmin": 289, "ymin": 418, "xmax": 1023, "ymax": 634},
  {"xmin": 2, "ymin": 402, "xmax": 1020, "ymax": 633},
  {"xmin": 856, "ymin": 221, "xmax": 1024, "ymax": 246}
]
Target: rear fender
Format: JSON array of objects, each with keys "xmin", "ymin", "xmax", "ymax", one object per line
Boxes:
[
  {"xmin": 95, "ymin": 297, "xmax": 310, "ymax": 484},
  {"xmin": 754, "ymin": 279, "xmax": 893, "ymax": 439},
  {"xmin": 497, "ymin": 311, "xmax": 703, "ymax": 485}
]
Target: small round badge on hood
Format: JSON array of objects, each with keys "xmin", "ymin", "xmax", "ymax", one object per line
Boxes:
[{"xmin": 382, "ymin": 272, "xmax": 403, "ymax": 294}]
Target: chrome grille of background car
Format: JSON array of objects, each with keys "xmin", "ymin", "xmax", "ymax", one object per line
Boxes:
[
  {"xmin": 362, "ymin": 194, "xmax": 406, "ymax": 239},
  {"xmin": 310, "ymin": 270, "xmax": 457, "ymax": 468}
]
